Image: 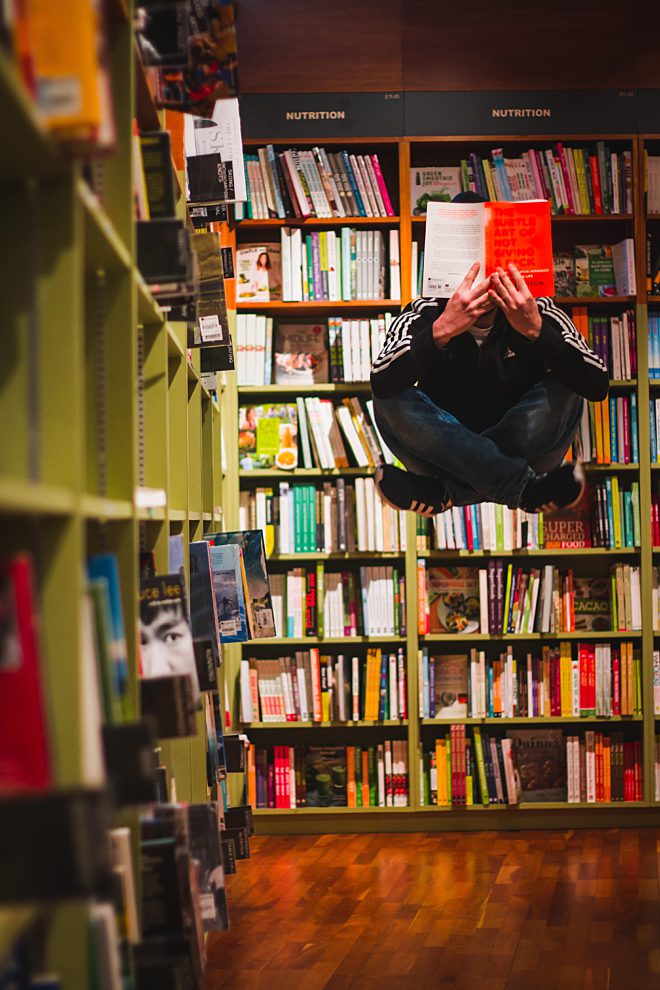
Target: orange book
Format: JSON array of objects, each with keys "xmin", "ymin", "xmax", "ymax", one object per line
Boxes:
[
  {"xmin": 417, "ymin": 559, "xmax": 429, "ymax": 635},
  {"xmin": 346, "ymin": 746, "xmax": 357, "ymax": 807},
  {"xmin": 423, "ymin": 199, "xmax": 554, "ymax": 298},
  {"xmin": 492, "ymin": 660, "xmax": 502, "ymax": 716},
  {"xmin": 247, "ymin": 743, "xmax": 257, "ymax": 807},
  {"xmin": 361, "ymin": 748, "xmax": 370, "ymax": 806},
  {"xmin": 603, "ymin": 736, "xmax": 611, "ymax": 802},
  {"xmin": 601, "ymin": 399, "xmax": 611, "ymax": 464},
  {"xmin": 594, "ymin": 401, "xmax": 604, "ymax": 464}
]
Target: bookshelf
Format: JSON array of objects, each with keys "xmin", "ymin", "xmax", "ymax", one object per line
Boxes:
[
  {"xmin": 221, "ymin": 128, "xmax": 660, "ymax": 833},
  {"xmin": 0, "ymin": 17, "xmax": 223, "ymax": 988}
]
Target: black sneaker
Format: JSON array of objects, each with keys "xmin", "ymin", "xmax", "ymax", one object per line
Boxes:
[
  {"xmin": 374, "ymin": 464, "xmax": 450, "ymax": 517},
  {"xmin": 519, "ymin": 462, "xmax": 586, "ymax": 514}
]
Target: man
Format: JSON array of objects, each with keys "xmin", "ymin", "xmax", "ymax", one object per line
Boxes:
[
  {"xmin": 372, "ymin": 193, "xmax": 608, "ymax": 516},
  {"xmin": 140, "ymin": 591, "xmax": 201, "ymax": 706}
]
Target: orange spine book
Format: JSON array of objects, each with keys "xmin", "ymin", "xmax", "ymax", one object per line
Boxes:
[
  {"xmin": 346, "ymin": 746, "xmax": 357, "ymax": 807},
  {"xmin": 361, "ymin": 748, "xmax": 370, "ymax": 806},
  {"xmin": 310, "ymin": 648, "xmax": 323, "ymax": 722},
  {"xmin": 247, "ymin": 743, "xmax": 257, "ymax": 807},
  {"xmin": 417, "ymin": 559, "xmax": 429, "ymax": 635}
]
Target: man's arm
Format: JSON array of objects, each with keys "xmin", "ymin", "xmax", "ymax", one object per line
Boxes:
[{"xmin": 370, "ymin": 297, "xmax": 444, "ymax": 399}]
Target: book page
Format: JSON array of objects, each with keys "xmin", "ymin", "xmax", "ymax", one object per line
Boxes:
[{"xmin": 422, "ymin": 202, "xmax": 486, "ymax": 298}]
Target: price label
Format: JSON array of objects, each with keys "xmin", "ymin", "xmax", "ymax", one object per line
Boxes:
[{"xmin": 199, "ymin": 314, "xmax": 224, "ymax": 342}]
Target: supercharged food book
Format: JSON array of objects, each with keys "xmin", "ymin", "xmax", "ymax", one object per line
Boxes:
[{"xmin": 422, "ymin": 199, "xmax": 554, "ymax": 298}]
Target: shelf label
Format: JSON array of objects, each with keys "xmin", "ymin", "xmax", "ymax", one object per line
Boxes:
[
  {"xmin": 199, "ymin": 314, "xmax": 225, "ymax": 343},
  {"xmin": 240, "ymin": 92, "xmax": 404, "ymax": 138}
]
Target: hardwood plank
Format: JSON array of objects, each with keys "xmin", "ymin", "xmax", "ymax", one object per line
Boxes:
[{"xmin": 205, "ymin": 830, "xmax": 660, "ymax": 989}]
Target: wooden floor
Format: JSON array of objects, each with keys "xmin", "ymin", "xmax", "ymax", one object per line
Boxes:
[{"xmin": 205, "ymin": 830, "xmax": 660, "ymax": 990}]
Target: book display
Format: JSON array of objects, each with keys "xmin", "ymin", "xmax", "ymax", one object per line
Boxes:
[{"xmin": 213, "ymin": 115, "xmax": 660, "ymax": 838}]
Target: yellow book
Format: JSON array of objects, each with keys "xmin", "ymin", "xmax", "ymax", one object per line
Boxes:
[
  {"xmin": 601, "ymin": 399, "xmax": 611, "ymax": 464},
  {"xmin": 436, "ymin": 739, "xmax": 446, "ymax": 806},
  {"xmin": 27, "ymin": 0, "xmax": 104, "ymax": 141},
  {"xmin": 594, "ymin": 401, "xmax": 604, "ymax": 464},
  {"xmin": 611, "ymin": 476, "xmax": 622, "ymax": 548},
  {"xmin": 482, "ymin": 159, "xmax": 497, "ymax": 200}
]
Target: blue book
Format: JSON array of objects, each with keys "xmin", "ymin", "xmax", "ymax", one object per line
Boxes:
[
  {"xmin": 341, "ymin": 151, "xmax": 366, "ymax": 216},
  {"xmin": 488, "ymin": 665, "xmax": 494, "ymax": 717},
  {"xmin": 650, "ymin": 399, "xmax": 658, "ymax": 462},
  {"xmin": 470, "ymin": 504, "xmax": 480, "ymax": 551},
  {"xmin": 87, "ymin": 554, "xmax": 131, "ymax": 720},
  {"xmin": 207, "ymin": 543, "xmax": 250, "ymax": 643},
  {"xmin": 630, "ymin": 393, "xmax": 639, "ymax": 462},
  {"xmin": 207, "ymin": 531, "xmax": 275, "ymax": 639},
  {"xmin": 609, "ymin": 396, "xmax": 618, "ymax": 462},
  {"xmin": 422, "ymin": 646, "xmax": 430, "ymax": 718},
  {"xmin": 623, "ymin": 491, "xmax": 634, "ymax": 548}
]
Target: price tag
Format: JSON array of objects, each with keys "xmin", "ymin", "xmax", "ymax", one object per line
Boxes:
[{"xmin": 199, "ymin": 314, "xmax": 225, "ymax": 342}]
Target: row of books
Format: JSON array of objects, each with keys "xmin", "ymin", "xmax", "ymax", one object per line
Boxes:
[
  {"xmin": 412, "ymin": 144, "xmax": 632, "ymax": 217},
  {"xmin": 414, "ymin": 477, "xmax": 640, "ymax": 552},
  {"xmin": 240, "ymin": 647, "xmax": 407, "ymax": 724},
  {"xmin": 234, "ymin": 312, "xmax": 394, "ymax": 387},
  {"xmin": 248, "ymin": 742, "xmax": 409, "ymax": 809},
  {"xmin": 571, "ymin": 307, "xmax": 637, "ymax": 381},
  {"xmin": 648, "ymin": 314, "xmax": 660, "ymax": 378},
  {"xmin": 269, "ymin": 566, "xmax": 406, "ymax": 639},
  {"xmin": 647, "ymin": 156, "xmax": 660, "ymax": 213},
  {"xmin": 279, "ymin": 226, "xmax": 400, "ymax": 301},
  {"xmin": 239, "ymin": 146, "xmax": 396, "ymax": 219},
  {"xmin": 419, "ymin": 642, "xmax": 641, "ymax": 721},
  {"xmin": 420, "ymin": 727, "xmax": 642, "ymax": 806},
  {"xmin": 239, "ymin": 479, "xmax": 406, "ymax": 555},
  {"xmin": 576, "ymin": 394, "xmax": 638, "ymax": 465},
  {"xmin": 419, "ymin": 562, "xmax": 642, "ymax": 635},
  {"xmin": 238, "ymin": 397, "xmax": 390, "ymax": 472}
]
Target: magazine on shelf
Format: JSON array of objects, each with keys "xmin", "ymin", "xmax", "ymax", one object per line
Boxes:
[{"xmin": 236, "ymin": 244, "xmax": 282, "ymax": 302}]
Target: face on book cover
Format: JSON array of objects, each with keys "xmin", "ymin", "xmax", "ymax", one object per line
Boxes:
[{"xmin": 140, "ymin": 601, "xmax": 200, "ymax": 704}]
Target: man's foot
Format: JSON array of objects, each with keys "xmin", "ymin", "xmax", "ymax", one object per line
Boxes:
[
  {"xmin": 519, "ymin": 462, "xmax": 586, "ymax": 514},
  {"xmin": 374, "ymin": 464, "xmax": 450, "ymax": 517}
]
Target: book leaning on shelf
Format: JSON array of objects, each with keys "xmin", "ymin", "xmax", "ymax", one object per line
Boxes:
[
  {"xmin": 236, "ymin": 145, "xmax": 396, "ymax": 220},
  {"xmin": 410, "ymin": 142, "xmax": 632, "ymax": 216},
  {"xmin": 249, "ymin": 740, "xmax": 408, "ymax": 809},
  {"xmin": 239, "ymin": 478, "xmax": 407, "ymax": 555},
  {"xmin": 418, "ymin": 561, "xmax": 642, "ymax": 636},
  {"xmin": 419, "ymin": 641, "xmax": 641, "ymax": 720},
  {"xmin": 240, "ymin": 647, "xmax": 407, "ymax": 724}
]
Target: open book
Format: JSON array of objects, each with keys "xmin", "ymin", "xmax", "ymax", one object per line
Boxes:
[{"xmin": 422, "ymin": 200, "xmax": 554, "ymax": 298}]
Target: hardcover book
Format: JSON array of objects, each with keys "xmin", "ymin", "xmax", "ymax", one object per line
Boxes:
[
  {"xmin": 431, "ymin": 654, "xmax": 469, "ymax": 717},
  {"xmin": 553, "ymin": 251, "xmax": 576, "ymax": 296},
  {"xmin": 427, "ymin": 567, "xmax": 480, "ymax": 634},
  {"xmin": 574, "ymin": 244, "xmax": 616, "ymax": 297},
  {"xmin": 423, "ymin": 200, "xmax": 554, "ymax": 298},
  {"xmin": 410, "ymin": 166, "xmax": 462, "ymax": 215},
  {"xmin": 542, "ymin": 492, "xmax": 592, "ymax": 548},
  {"xmin": 505, "ymin": 729, "xmax": 566, "ymax": 803},
  {"xmin": 273, "ymin": 322, "xmax": 329, "ymax": 385},
  {"xmin": 305, "ymin": 746, "xmax": 347, "ymax": 807},
  {"xmin": 238, "ymin": 403, "xmax": 298, "ymax": 470},
  {"xmin": 573, "ymin": 576, "xmax": 611, "ymax": 631},
  {"xmin": 206, "ymin": 531, "xmax": 275, "ymax": 639},
  {"xmin": 236, "ymin": 244, "xmax": 282, "ymax": 302}
]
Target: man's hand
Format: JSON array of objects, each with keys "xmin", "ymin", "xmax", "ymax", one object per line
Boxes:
[
  {"xmin": 433, "ymin": 262, "xmax": 494, "ymax": 348},
  {"xmin": 489, "ymin": 263, "xmax": 542, "ymax": 339}
]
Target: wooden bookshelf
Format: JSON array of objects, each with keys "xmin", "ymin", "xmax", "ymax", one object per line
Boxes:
[{"xmin": 221, "ymin": 131, "xmax": 658, "ymax": 830}]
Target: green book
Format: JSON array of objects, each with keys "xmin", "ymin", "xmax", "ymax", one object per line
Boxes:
[
  {"xmin": 293, "ymin": 486, "xmax": 302, "ymax": 553},
  {"xmin": 631, "ymin": 482, "xmax": 641, "ymax": 547},
  {"xmin": 305, "ymin": 485, "xmax": 315, "ymax": 553},
  {"xmin": 88, "ymin": 578, "xmax": 123, "ymax": 724},
  {"xmin": 494, "ymin": 503, "xmax": 504, "ymax": 550},
  {"xmin": 355, "ymin": 747, "xmax": 362, "ymax": 806},
  {"xmin": 472, "ymin": 727, "xmax": 489, "ymax": 806},
  {"xmin": 501, "ymin": 564, "xmax": 514, "ymax": 635},
  {"xmin": 610, "ymin": 572, "xmax": 618, "ymax": 630},
  {"xmin": 368, "ymin": 746, "xmax": 377, "ymax": 807}
]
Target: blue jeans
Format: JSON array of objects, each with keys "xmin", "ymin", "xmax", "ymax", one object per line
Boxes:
[{"xmin": 373, "ymin": 376, "xmax": 583, "ymax": 508}]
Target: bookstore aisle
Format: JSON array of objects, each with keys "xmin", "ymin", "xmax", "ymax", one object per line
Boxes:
[{"xmin": 204, "ymin": 830, "xmax": 660, "ymax": 990}]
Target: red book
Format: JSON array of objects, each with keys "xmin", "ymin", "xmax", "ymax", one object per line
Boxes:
[
  {"xmin": 588, "ymin": 645, "xmax": 597, "ymax": 715},
  {"xmin": 579, "ymin": 642, "xmax": 589, "ymax": 715},
  {"xmin": 589, "ymin": 155, "xmax": 604, "ymax": 214},
  {"xmin": 555, "ymin": 144, "xmax": 575, "ymax": 215},
  {"xmin": 612, "ymin": 648, "xmax": 621, "ymax": 715},
  {"xmin": 0, "ymin": 556, "xmax": 52, "ymax": 792},
  {"xmin": 464, "ymin": 507, "xmax": 474, "ymax": 552},
  {"xmin": 634, "ymin": 739, "xmax": 642, "ymax": 801}
]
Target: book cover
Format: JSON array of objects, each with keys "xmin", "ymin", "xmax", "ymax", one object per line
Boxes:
[
  {"xmin": 0, "ymin": 556, "xmax": 52, "ymax": 791},
  {"xmin": 206, "ymin": 531, "xmax": 275, "ymax": 639},
  {"xmin": 574, "ymin": 245, "xmax": 616, "ymax": 297},
  {"xmin": 573, "ymin": 577, "xmax": 611, "ymax": 631},
  {"xmin": 236, "ymin": 244, "xmax": 282, "ymax": 302},
  {"xmin": 139, "ymin": 573, "xmax": 201, "ymax": 706},
  {"xmin": 305, "ymin": 746, "xmax": 347, "ymax": 807},
  {"xmin": 186, "ymin": 803, "xmax": 229, "ymax": 932},
  {"xmin": 207, "ymin": 543, "xmax": 250, "ymax": 643},
  {"xmin": 542, "ymin": 492, "xmax": 592, "ymax": 548},
  {"xmin": 423, "ymin": 200, "xmax": 554, "ymax": 298},
  {"xmin": 505, "ymin": 728, "xmax": 566, "ymax": 802},
  {"xmin": 553, "ymin": 251, "xmax": 576, "ymax": 296},
  {"xmin": 427, "ymin": 567, "xmax": 480, "ymax": 634},
  {"xmin": 88, "ymin": 554, "xmax": 132, "ymax": 720},
  {"xmin": 189, "ymin": 541, "xmax": 222, "ymax": 687},
  {"xmin": 273, "ymin": 322, "xmax": 329, "ymax": 385},
  {"xmin": 410, "ymin": 167, "xmax": 462, "ymax": 215},
  {"xmin": 238, "ymin": 404, "xmax": 298, "ymax": 470},
  {"xmin": 431, "ymin": 654, "xmax": 468, "ymax": 717}
]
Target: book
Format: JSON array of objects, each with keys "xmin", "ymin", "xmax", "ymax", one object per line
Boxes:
[
  {"xmin": 542, "ymin": 494, "xmax": 592, "ymax": 548},
  {"xmin": 139, "ymin": 131, "xmax": 177, "ymax": 219},
  {"xmin": 182, "ymin": 97, "xmax": 246, "ymax": 203},
  {"xmin": 236, "ymin": 244, "xmax": 282, "ymax": 302},
  {"xmin": 207, "ymin": 543, "xmax": 250, "ymax": 643},
  {"xmin": 88, "ymin": 554, "xmax": 132, "ymax": 721},
  {"xmin": 0, "ymin": 556, "xmax": 52, "ymax": 791},
  {"xmin": 188, "ymin": 541, "xmax": 222, "ymax": 689},
  {"xmin": 304, "ymin": 747, "xmax": 347, "ymax": 807},
  {"xmin": 573, "ymin": 577, "xmax": 611, "ymax": 631},
  {"xmin": 410, "ymin": 167, "xmax": 462, "ymax": 215},
  {"xmin": 431, "ymin": 654, "xmax": 468, "ymax": 717},
  {"xmin": 505, "ymin": 729, "xmax": 566, "ymax": 802},
  {"xmin": 238, "ymin": 403, "xmax": 298, "ymax": 470},
  {"xmin": 427, "ymin": 567, "xmax": 480, "ymax": 634},
  {"xmin": 205, "ymin": 531, "xmax": 275, "ymax": 639},
  {"xmin": 423, "ymin": 199, "xmax": 554, "ymax": 298},
  {"xmin": 574, "ymin": 244, "xmax": 616, "ymax": 297},
  {"xmin": 186, "ymin": 804, "xmax": 229, "ymax": 932},
  {"xmin": 273, "ymin": 322, "xmax": 329, "ymax": 385},
  {"xmin": 553, "ymin": 251, "xmax": 576, "ymax": 296},
  {"xmin": 139, "ymin": 573, "xmax": 201, "ymax": 706}
]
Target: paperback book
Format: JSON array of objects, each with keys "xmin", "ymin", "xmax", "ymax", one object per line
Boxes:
[
  {"xmin": 430, "ymin": 654, "xmax": 469, "ymax": 717},
  {"xmin": 573, "ymin": 577, "xmax": 611, "ymax": 631},
  {"xmin": 427, "ymin": 567, "xmax": 480, "ymax": 634},
  {"xmin": 207, "ymin": 543, "xmax": 250, "ymax": 643},
  {"xmin": 410, "ymin": 166, "xmax": 462, "ymax": 215},
  {"xmin": 138, "ymin": 573, "xmax": 201, "ymax": 705},
  {"xmin": 238, "ymin": 404, "xmax": 298, "ymax": 470},
  {"xmin": 205, "ymin": 531, "xmax": 275, "ymax": 639},
  {"xmin": 422, "ymin": 199, "xmax": 554, "ymax": 298},
  {"xmin": 305, "ymin": 747, "xmax": 347, "ymax": 807},
  {"xmin": 506, "ymin": 729, "xmax": 566, "ymax": 802},
  {"xmin": 236, "ymin": 244, "xmax": 282, "ymax": 302},
  {"xmin": 273, "ymin": 322, "xmax": 329, "ymax": 385}
]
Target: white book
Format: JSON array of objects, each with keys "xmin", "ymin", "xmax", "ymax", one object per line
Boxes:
[
  {"xmin": 478, "ymin": 569, "xmax": 489, "ymax": 633},
  {"xmin": 244, "ymin": 311, "xmax": 257, "ymax": 385},
  {"xmin": 184, "ymin": 98, "xmax": 246, "ymax": 202},
  {"xmin": 255, "ymin": 315, "xmax": 267, "ymax": 385},
  {"xmin": 288, "ymin": 227, "xmax": 303, "ymax": 301},
  {"xmin": 280, "ymin": 227, "xmax": 292, "ymax": 302},
  {"xmin": 631, "ymin": 565, "xmax": 642, "ymax": 629},
  {"xmin": 109, "ymin": 828, "xmax": 140, "ymax": 943},
  {"xmin": 365, "ymin": 488, "xmax": 376, "ymax": 552},
  {"xmin": 612, "ymin": 238, "xmax": 636, "ymax": 295},
  {"xmin": 585, "ymin": 731, "xmax": 596, "ymax": 803},
  {"xmin": 384, "ymin": 741, "xmax": 393, "ymax": 807},
  {"xmin": 355, "ymin": 477, "xmax": 367, "ymax": 550},
  {"xmin": 541, "ymin": 565, "xmax": 554, "ymax": 633},
  {"xmin": 356, "ymin": 230, "xmax": 365, "ymax": 300},
  {"xmin": 327, "ymin": 230, "xmax": 339, "ymax": 300}
]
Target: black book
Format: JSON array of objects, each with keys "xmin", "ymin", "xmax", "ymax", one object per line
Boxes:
[
  {"xmin": 186, "ymin": 152, "xmax": 227, "ymax": 205},
  {"xmin": 189, "ymin": 540, "xmax": 222, "ymax": 685},
  {"xmin": 137, "ymin": 219, "xmax": 193, "ymax": 286},
  {"xmin": 102, "ymin": 720, "xmax": 158, "ymax": 806},
  {"xmin": 140, "ymin": 676, "xmax": 197, "ymax": 739},
  {"xmin": 199, "ymin": 341, "xmax": 235, "ymax": 373},
  {"xmin": 219, "ymin": 832, "xmax": 236, "ymax": 875},
  {"xmin": 186, "ymin": 803, "xmax": 229, "ymax": 931},
  {"xmin": 133, "ymin": 939, "xmax": 196, "ymax": 990},
  {"xmin": 222, "ymin": 825, "xmax": 249, "ymax": 860},
  {"xmin": 223, "ymin": 733, "xmax": 247, "ymax": 773},
  {"xmin": 223, "ymin": 804, "xmax": 254, "ymax": 836},
  {"xmin": 136, "ymin": 2, "xmax": 189, "ymax": 67},
  {"xmin": 140, "ymin": 131, "xmax": 177, "ymax": 219}
]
